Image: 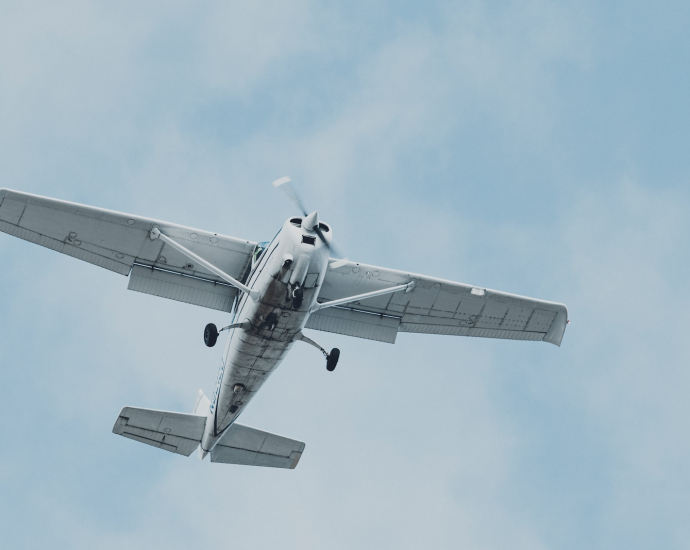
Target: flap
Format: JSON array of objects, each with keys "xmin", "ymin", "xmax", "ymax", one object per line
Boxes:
[
  {"xmin": 128, "ymin": 264, "xmax": 239, "ymax": 312},
  {"xmin": 112, "ymin": 407, "xmax": 206, "ymax": 457},
  {"xmin": 305, "ymin": 306, "xmax": 400, "ymax": 343},
  {"xmin": 211, "ymin": 423, "xmax": 305, "ymax": 469},
  {"xmin": 319, "ymin": 260, "xmax": 568, "ymax": 346},
  {"xmin": 0, "ymin": 189, "xmax": 256, "ymax": 283}
]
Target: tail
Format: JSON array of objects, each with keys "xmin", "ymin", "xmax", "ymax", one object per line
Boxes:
[{"xmin": 112, "ymin": 390, "xmax": 305, "ymax": 469}]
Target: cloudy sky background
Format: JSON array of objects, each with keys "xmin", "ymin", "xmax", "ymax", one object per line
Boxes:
[{"xmin": 1, "ymin": 1, "xmax": 689, "ymax": 548}]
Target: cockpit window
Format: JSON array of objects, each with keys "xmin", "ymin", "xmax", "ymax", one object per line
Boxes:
[
  {"xmin": 252, "ymin": 241, "xmax": 270, "ymax": 268},
  {"xmin": 248, "ymin": 229, "xmax": 281, "ymax": 276}
]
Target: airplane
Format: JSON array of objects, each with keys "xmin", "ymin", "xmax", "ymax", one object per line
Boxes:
[{"xmin": 0, "ymin": 180, "xmax": 568, "ymax": 469}]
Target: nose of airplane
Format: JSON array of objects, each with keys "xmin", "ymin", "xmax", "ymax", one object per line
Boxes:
[{"xmin": 302, "ymin": 211, "xmax": 319, "ymax": 232}]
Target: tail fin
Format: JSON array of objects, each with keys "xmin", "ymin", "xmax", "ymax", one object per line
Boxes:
[{"xmin": 192, "ymin": 389, "xmax": 211, "ymax": 417}]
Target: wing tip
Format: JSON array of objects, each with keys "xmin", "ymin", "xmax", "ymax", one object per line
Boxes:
[
  {"xmin": 290, "ymin": 447, "xmax": 305, "ymax": 469},
  {"xmin": 543, "ymin": 304, "xmax": 568, "ymax": 346},
  {"xmin": 112, "ymin": 406, "xmax": 137, "ymax": 433}
]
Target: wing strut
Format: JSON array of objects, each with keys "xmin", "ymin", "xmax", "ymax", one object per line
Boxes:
[
  {"xmin": 310, "ymin": 281, "xmax": 415, "ymax": 312},
  {"xmin": 150, "ymin": 227, "xmax": 260, "ymax": 302}
]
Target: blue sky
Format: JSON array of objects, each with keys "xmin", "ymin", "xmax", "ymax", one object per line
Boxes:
[{"xmin": 1, "ymin": 1, "xmax": 689, "ymax": 548}]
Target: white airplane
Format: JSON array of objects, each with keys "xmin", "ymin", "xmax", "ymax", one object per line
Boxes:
[{"xmin": 0, "ymin": 180, "xmax": 568, "ymax": 469}]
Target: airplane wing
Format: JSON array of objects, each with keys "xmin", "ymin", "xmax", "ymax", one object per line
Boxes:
[
  {"xmin": 307, "ymin": 260, "xmax": 568, "ymax": 346},
  {"xmin": 0, "ymin": 189, "xmax": 256, "ymax": 312}
]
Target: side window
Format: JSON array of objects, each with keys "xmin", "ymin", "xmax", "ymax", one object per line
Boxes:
[{"xmin": 252, "ymin": 241, "xmax": 270, "ymax": 270}]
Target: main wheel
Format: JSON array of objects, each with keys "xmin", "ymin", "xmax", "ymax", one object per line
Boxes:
[
  {"xmin": 326, "ymin": 348, "xmax": 340, "ymax": 371},
  {"xmin": 204, "ymin": 323, "xmax": 219, "ymax": 347}
]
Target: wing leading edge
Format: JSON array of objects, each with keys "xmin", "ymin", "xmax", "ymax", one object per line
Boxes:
[{"xmin": 311, "ymin": 260, "xmax": 568, "ymax": 346}]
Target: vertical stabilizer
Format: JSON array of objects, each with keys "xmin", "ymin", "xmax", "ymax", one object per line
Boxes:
[{"xmin": 193, "ymin": 389, "xmax": 211, "ymax": 417}]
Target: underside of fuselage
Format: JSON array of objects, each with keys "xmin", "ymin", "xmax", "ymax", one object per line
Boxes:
[{"xmin": 201, "ymin": 215, "xmax": 331, "ymax": 452}]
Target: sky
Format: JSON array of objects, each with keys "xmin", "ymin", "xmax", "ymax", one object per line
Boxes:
[{"xmin": 1, "ymin": 1, "xmax": 689, "ymax": 548}]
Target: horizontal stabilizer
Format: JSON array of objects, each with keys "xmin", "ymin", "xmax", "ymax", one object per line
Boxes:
[
  {"xmin": 212, "ymin": 423, "xmax": 305, "ymax": 469},
  {"xmin": 113, "ymin": 407, "xmax": 206, "ymax": 457}
]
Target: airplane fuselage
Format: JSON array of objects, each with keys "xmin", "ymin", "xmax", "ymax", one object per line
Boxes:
[{"xmin": 199, "ymin": 216, "xmax": 331, "ymax": 456}]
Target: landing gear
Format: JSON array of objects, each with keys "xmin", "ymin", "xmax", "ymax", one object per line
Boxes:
[
  {"xmin": 203, "ymin": 320, "xmax": 252, "ymax": 347},
  {"xmin": 292, "ymin": 284, "xmax": 304, "ymax": 310},
  {"xmin": 293, "ymin": 331, "xmax": 340, "ymax": 372},
  {"xmin": 204, "ymin": 323, "xmax": 219, "ymax": 347},
  {"xmin": 326, "ymin": 348, "xmax": 340, "ymax": 371}
]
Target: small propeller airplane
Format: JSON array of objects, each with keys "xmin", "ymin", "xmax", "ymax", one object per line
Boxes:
[{"xmin": 0, "ymin": 180, "xmax": 567, "ymax": 469}]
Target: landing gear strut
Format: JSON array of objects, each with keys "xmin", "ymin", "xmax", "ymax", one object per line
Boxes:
[
  {"xmin": 294, "ymin": 331, "xmax": 340, "ymax": 371},
  {"xmin": 292, "ymin": 284, "xmax": 304, "ymax": 310},
  {"xmin": 203, "ymin": 320, "xmax": 252, "ymax": 347}
]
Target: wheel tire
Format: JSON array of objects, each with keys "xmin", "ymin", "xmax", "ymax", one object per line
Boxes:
[
  {"xmin": 204, "ymin": 323, "xmax": 219, "ymax": 347},
  {"xmin": 326, "ymin": 348, "xmax": 340, "ymax": 371}
]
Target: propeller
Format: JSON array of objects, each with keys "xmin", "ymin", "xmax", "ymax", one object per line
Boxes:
[
  {"xmin": 272, "ymin": 176, "xmax": 348, "ymax": 268},
  {"xmin": 272, "ymin": 176, "xmax": 306, "ymax": 216}
]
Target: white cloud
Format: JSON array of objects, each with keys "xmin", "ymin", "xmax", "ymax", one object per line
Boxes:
[{"xmin": 560, "ymin": 180, "xmax": 690, "ymax": 542}]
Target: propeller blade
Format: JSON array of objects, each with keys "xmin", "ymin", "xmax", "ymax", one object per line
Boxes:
[
  {"xmin": 272, "ymin": 176, "xmax": 307, "ymax": 216},
  {"xmin": 325, "ymin": 240, "xmax": 346, "ymax": 262},
  {"xmin": 313, "ymin": 222, "xmax": 327, "ymax": 242},
  {"xmin": 316, "ymin": 226, "xmax": 348, "ymax": 266}
]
